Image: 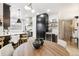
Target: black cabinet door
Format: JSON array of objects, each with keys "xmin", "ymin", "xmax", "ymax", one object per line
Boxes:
[
  {"xmin": 52, "ymin": 34, "xmax": 57, "ymax": 43},
  {"xmin": 36, "ymin": 13, "xmax": 48, "ymax": 39}
]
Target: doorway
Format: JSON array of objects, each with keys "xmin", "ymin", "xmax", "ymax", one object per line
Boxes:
[{"xmin": 59, "ymin": 20, "xmax": 73, "ymax": 45}]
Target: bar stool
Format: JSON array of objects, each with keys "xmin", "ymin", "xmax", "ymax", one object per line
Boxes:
[
  {"xmin": 20, "ymin": 34, "xmax": 28, "ymax": 44},
  {"xmin": 0, "ymin": 37, "xmax": 5, "ymax": 48}
]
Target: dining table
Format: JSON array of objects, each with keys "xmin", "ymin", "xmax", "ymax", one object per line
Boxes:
[{"xmin": 13, "ymin": 39, "xmax": 69, "ymax": 56}]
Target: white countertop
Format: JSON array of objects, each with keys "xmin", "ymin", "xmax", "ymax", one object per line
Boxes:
[
  {"xmin": 0, "ymin": 32, "xmax": 26, "ymax": 36},
  {"xmin": 46, "ymin": 32, "xmax": 58, "ymax": 35}
]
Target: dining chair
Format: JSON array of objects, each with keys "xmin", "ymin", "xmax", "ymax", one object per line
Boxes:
[
  {"xmin": 20, "ymin": 34, "xmax": 28, "ymax": 44},
  {"xmin": 0, "ymin": 43, "xmax": 14, "ymax": 56}
]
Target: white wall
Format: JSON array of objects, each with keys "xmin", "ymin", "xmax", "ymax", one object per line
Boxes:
[
  {"xmin": 32, "ymin": 16, "xmax": 36, "ymax": 39},
  {"xmin": 58, "ymin": 4, "xmax": 79, "ymax": 19}
]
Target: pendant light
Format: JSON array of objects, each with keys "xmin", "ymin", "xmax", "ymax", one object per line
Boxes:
[
  {"xmin": 25, "ymin": 3, "xmax": 32, "ymax": 10},
  {"xmin": 17, "ymin": 9, "xmax": 21, "ymax": 23},
  {"xmin": 25, "ymin": 3, "xmax": 35, "ymax": 13},
  {"xmin": 17, "ymin": 18, "xmax": 21, "ymax": 23}
]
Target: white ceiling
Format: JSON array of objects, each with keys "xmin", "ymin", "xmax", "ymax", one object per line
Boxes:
[{"xmin": 8, "ymin": 3, "xmax": 79, "ymax": 19}]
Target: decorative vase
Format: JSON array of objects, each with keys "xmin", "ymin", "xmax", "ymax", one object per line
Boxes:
[
  {"xmin": 33, "ymin": 38, "xmax": 44, "ymax": 49},
  {"xmin": 39, "ymin": 38, "xmax": 44, "ymax": 46},
  {"xmin": 33, "ymin": 39, "xmax": 41, "ymax": 49}
]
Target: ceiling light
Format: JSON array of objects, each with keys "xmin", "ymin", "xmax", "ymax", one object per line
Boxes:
[
  {"xmin": 37, "ymin": 13, "xmax": 40, "ymax": 15},
  {"xmin": 47, "ymin": 9, "xmax": 50, "ymax": 12},
  {"xmin": 25, "ymin": 6, "xmax": 31, "ymax": 10},
  {"xmin": 40, "ymin": 15, "xmax": 44, "ymax": 17},
  {"xmin": 31, "ymin": 9, "xmax": 35, "ymax": 13},
  {"xmin": 17, "ymin": 9, "xmax": 21, "ymax": 23}
]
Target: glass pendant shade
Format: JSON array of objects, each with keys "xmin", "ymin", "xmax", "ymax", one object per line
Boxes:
[
  {"xmin": 17, "ymin": 18, "xmax": 21, "ymax": 23},
  {"xmin": 17, "ymin": 9, "xmax": 21, "ymax": 23},
  {"xmin": 25, "ymin": 6, "xmax": 31, "ymax": 10}
]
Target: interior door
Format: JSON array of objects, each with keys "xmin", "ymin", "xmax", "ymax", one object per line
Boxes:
[
  {"xmin": 3, "ymin": 3, "xmax": 10, "ymax": 29},
  {"xmin": 59, "ymin": 20, "xmax": 72, "ymax": 44},
  {"xmin": 64, "ymin": 20, "xmax": 72, "ymax": 43}
]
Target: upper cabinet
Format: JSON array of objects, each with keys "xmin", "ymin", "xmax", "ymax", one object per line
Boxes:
[
  {"xmin": 3, "ymin": 3, "xmax": 10, "ymax": 29},
  {"xmin": 0, "ymin": 3, "xmax": 10, "ymax": 30}
]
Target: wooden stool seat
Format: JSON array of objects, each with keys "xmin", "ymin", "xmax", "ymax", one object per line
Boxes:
[
  {"xmin": 20, "ymin": 34, "xmax": 28, "ymax": 44},
  {"xmin": 20, "ymin": 38, "xmax": 27, "ymax": 43}
]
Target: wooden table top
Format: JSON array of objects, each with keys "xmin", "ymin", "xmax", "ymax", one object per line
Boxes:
[{"xmin": 13, "ymin": 39, "xmax": 69, "ymax": 56}]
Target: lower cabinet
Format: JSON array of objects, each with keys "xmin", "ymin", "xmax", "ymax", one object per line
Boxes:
[
  {"xmin": 45, "ymin": 33, "xmax": 57, "ymax": 43},
  {"xmin": 52, "ymin": 34, "xmax": 57, "ymax": 43},
  {"xmin": 0, "ymin": 36, "xmax": 10, "ymax": 48},
  {"xmin": 3, "ymin": 36, "xmax": 10, "ymax": 46}
]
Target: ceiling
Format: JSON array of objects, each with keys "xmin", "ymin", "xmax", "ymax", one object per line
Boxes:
[{"xmin": 8, "ymin": 3, "xmax": 79, "ymax": 19}]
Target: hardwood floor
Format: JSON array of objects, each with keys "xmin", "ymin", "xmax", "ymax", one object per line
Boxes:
[
  {"xmin": 66, "ymin": 39, "xmax": 79, "ymax": 56},
  {"xmin": 13, "ymin": 37, "xmax": 69, "ymax": 56},
  {"xmin": 66, "ymin": 45, "xmax": 79, "ymax": 56}
]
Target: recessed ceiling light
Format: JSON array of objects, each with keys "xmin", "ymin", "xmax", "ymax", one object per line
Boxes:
[
  {"xmin": 47, "ymin": 9, "xmax": 50, "ymax": 12},
  {"xmin": 31, "ymin": 9, "xmax": 35, "ymax": 13},
  {"xmin": 24, "ymin": 6, "xmax": 31, "ymax": 10}
]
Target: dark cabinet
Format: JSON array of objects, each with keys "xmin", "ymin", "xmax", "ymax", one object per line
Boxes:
[
  {"xmin": 52, "ymin": 34, "xmax": 57, "ymax": 43},
  {"xmin": 36, "ymin": 13, "xmax": 48, "ymax": 39},
  {"xmin": 3, "ymin": 36, "xmax": 10, "ymax": 46},
  {"xmin": 3, "ymin": 3, "xmax": 10, "ymax": 29},
  {"xmin": 45, "ymin": 33, "xmax": 57, "ymax": 43}
]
